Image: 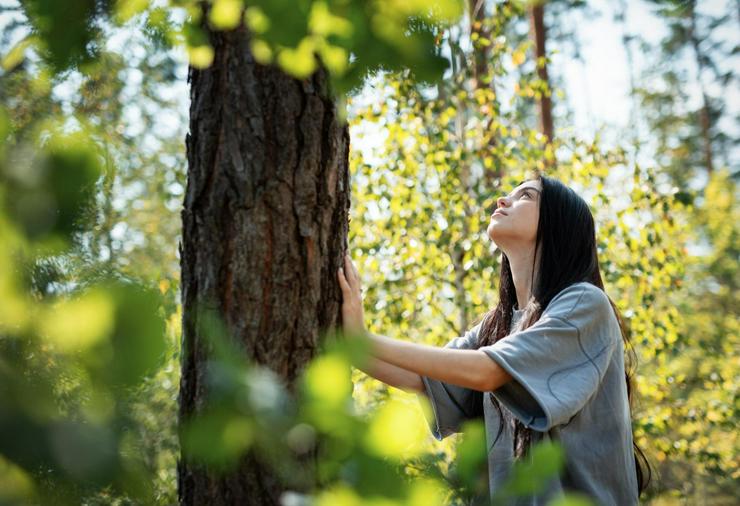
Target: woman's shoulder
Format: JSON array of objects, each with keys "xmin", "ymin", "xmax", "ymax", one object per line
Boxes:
[{"xmin": 544, "ymin": 281, "xmax": 613, "ymax": 325}]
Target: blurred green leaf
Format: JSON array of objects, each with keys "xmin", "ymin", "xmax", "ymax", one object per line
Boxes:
[
  {"xmin": 3, "ymin": 130, "xmax": 102, "ymax": 248},
  {"xmin": 548, "ymin": 492, "xmax": 596, "ymax": 506},
  {"xmin": 101, "ymin": 281, "xmax": 167, "ymax": 387},
  {"xmin": 181, "ymin": 407, "xmax": 254, "ymax": 469},
  {"xmin": 1, "ymin": 35, "xmax": 35, "ymax": 72},
  {"xmin": 209, "ymin": 0, "xmax": 243, "ymax": 30},
  {"xmin": 0, "ymin": 456, "xmax": 36, "ymax": 505},
  {"xmin": 21, "ymin": 0, "xmax": 107, "ymax": 71},
  {"xmin": 454, "ymin": 420, "xmax": 488, "ymax": 495},
  {"xmin": 495, "ymin": 440, "xmax": 564, "ymax": 501}
]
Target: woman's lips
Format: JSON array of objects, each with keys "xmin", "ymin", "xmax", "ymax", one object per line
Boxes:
[{"xmin": 492, "ymin": 210, "xmax": 507, "ymax": 217}]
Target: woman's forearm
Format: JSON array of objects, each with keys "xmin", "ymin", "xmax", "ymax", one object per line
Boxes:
[
  {"xmin": 356, "ymin": 356, "xmax": 425, "ymax": 394},
  {"xmin": 364, "ymin": 332, "xmax": 512, "ymax": 393}
]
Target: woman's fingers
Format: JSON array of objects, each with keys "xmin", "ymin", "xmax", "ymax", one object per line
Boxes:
[
  {"xmin": 337, "ymin": 267, "xmax": 351, "ymax": 294},
  {"xmin": 348, "ymin": 254, "xmax": 361, "ymax": 283},
  {"xmin": 341, "ymin": 256, "xmax": 352, "ymax": 288},
  {"xmin": 338, "ymin": 264, "xmax": 358, "ymax": 298},
  {"xmin": 343, "ymin": 254, "xmax": 357, "ymax": 286},
  {"xmin": 340, "ymin": 253, "xmax": 364, "ymax": 298},
  {"xmin": 337, "ymin": 255, "xmax": 367, "ymax": 336},
  {"xmin": 343, "ymin": 255, "xmax": 357, "ymax": 291},
  {"xmin": 346, "ymin": 253, "xmax": 363, "ymax": 288}
]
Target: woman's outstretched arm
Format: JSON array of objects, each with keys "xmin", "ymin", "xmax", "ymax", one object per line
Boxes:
[
  {"xmin": 365, "ymin": 332, "xmax": 511, "ymax": 392},
  {"xmin": 355, "ymin": 356, "xmax": 425, "ymax": 394},
  {"xmin": 337, "ymin": 253, "xmax": 512, "ymax": 393}
]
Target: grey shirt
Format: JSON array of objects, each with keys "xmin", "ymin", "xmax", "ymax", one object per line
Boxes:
[{"xmin": 417, "ymin": 282, "xmax": 638, "ymax": 505}]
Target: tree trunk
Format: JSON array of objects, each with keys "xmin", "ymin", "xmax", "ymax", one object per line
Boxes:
[
  {"xmin": 688, "ymin": 1, "xmax": 714, "ymax": 174},
  {"xmin": 529, "ymin": 2, "xmax": 553, "ymax": 143},
  {"xmin": 615, "ymin": 0, "xmax": 641, "ymax": 163},
  {"xmin": 177, "ymin": 16, "xmax": 351, "ymax": 505},
  {"xmin": 469, "ymin": 0, "xmax": 491, "ymax": 91},
  {"xmin": 468, "ymin": 0, "xmax": 503, "ymax": 186}
]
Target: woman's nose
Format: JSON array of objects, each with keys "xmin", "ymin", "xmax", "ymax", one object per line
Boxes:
[{"xmin": 496, "ymin": 195, "xmax": 509, "ymax": 209}]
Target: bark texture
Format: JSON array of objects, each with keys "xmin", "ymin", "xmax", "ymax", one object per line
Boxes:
[{"xmin": 177, "ymin": 19, "xmax": 350, "ymax": 505}]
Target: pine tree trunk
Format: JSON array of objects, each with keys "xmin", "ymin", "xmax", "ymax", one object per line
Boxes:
[
  {"xmin": 529, "ymin": 2, "xmax": 553, "ymax": 143},
  {"xmin": 177, "ymin": 17, "xmax": 350, "ymax": 505}
]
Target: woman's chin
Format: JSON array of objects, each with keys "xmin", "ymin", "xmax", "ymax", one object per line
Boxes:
[
  {"xmin": 487, "ymin": 227, "xmax": 499, "ymax": 244},
  {"xmin": 487, "ymin": 225, "xmax": 508, "ymax": 247},
  {"xmin": 487, "ymin": 223, "xmax": 500, "ymax": 240}
]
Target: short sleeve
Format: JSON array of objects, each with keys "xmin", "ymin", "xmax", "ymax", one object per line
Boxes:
[
  {"xmin": 480, "ymin": 283, "xmax": 619, "ymax": 432},
  {"xmin": 416, "ymin": 322, "xmax": 484, "ymax": 441}
]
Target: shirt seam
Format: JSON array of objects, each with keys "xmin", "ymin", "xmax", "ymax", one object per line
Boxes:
[
  {"xmin": 563, "ymin": 284, "xmax": 589, "ymax": 320},
  {"xmin": 544, "ymin": 316, "xmax": 614, "ymax": 412},
  {"xmin": 483, "ymin": 308, "xmax": 613, "ymax": 431}
]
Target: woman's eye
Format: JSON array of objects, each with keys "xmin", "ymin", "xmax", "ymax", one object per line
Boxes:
[{"xmin": 522, "ymin": 192, "xmax": 531, "ymax": 199}]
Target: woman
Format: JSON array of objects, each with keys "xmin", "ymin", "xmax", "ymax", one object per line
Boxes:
[{"xmin": 337, "ymin": 172, "xmax": 651, "ymax": 505}]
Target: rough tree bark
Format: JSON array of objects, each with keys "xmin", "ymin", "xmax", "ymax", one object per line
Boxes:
[{"xmin": 177, "ymin": 14, "xmax": 350, "ymax": 506}]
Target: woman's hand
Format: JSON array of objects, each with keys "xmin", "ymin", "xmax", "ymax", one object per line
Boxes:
[{"xmin": 337, "ymin": 253, "xmax": 367, "ymax": 337}]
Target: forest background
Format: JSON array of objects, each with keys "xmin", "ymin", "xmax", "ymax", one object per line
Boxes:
[{"xmin": 0, "ymin": 0, "xmax": 737, "ymax": 505}]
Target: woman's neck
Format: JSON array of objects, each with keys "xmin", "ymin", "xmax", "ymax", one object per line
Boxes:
[{"xmin": 507, "ymin": 246, "xmax": 539, "ymax": 310}]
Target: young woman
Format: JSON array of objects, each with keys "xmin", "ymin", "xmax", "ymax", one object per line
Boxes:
[{"xmin": 337, "ymin": 172, "xmax": 651, "ymax": 505}]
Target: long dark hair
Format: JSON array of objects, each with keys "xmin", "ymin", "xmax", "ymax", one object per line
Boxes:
[{"xmin": 475, "ymin": 172, "xmax": 652, "ymax": 496}]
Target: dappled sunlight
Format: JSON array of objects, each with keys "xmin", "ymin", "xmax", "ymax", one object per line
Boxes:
[
  {"xmin": 363, "ymin": 398, "xmax": 428, "ymax": 458},
  {"xmin": 40, "ymin": 288, "xmax": 114, "ymax": 352}
]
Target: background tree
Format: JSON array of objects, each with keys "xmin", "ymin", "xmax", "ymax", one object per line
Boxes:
[
  {"xmin": 528, "ymin": 0, "xmax": 553, "ymax": 143},
  {"xmin": 638, "ymin": 0, "xmax": 737, "ymax": 187},
  {"xmin": 618, "ymin": 0, "xmax": 739, "ymax": 500}
]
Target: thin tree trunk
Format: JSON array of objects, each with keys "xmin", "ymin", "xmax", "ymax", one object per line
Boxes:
[
  {"xmin": 469, "ymin": 0, "xmax": 503, "ymax": 186},
  {"xmin": 101, "ymin": 140, "xmax": 116, "ymax": 268},
  {"xmin": 529, "ymin": 2, "xmax": 553, "ymax": 143},
  {"xmin": 688, "ymin": 1, "xmax": 714, "ymax": 174},
  {"xmin": 177, "ymin": 13, "xmax": 350, "ymax": 505},
  {"xmin": 615, "ymin": 0, "xmax": 641, "ymax": 163},
  {"xmin": 469, "ymin": 0, "xmax": 491, "ymax": 91}
]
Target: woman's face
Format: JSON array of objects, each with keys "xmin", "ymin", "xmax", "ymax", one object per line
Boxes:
[{"xmin": 487, "ymin": 179, "xmax": 542, "ymax": 249}]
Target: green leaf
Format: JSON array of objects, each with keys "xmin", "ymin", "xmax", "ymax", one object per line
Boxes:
[
  {"xmin": 1, "ymin": 35, "xmax": 35, "ymax": 71},
  {"xmin": 209, "ymin": 0, "xmax": 243, "ymax": 30}
]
